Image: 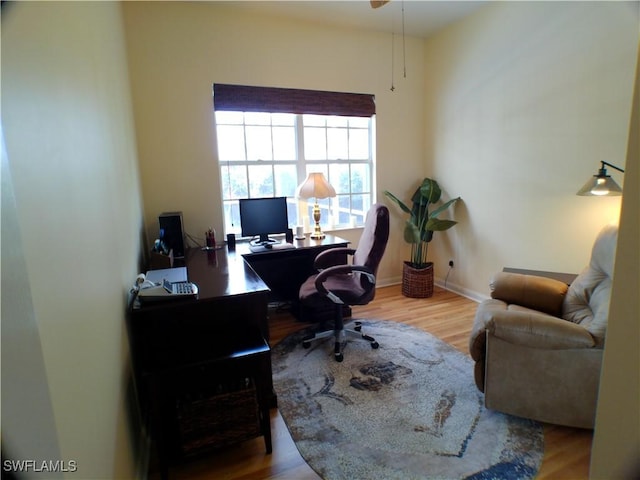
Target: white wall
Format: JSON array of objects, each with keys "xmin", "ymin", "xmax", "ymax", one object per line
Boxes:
[
  {"xmin": 422, "ymin": 2, "xmax": 639, "ymax": 476},
  {"xmin": 2, "ymin": 2, "xmax": 143, "ymax": 478},
  {"xmin": 2, "ymin": 127, "xmax": 62, "ymax": 477},
  {"xmin": 424, "ymin": 1, "xmax": 638, "ymax": 299},
  {"xmin": 122, "ymin": 1, "xmax": 427, "ymax": 283},
  {"xmin": 124, "ymin": 2, "xmax": 638, "ymax": 298}
]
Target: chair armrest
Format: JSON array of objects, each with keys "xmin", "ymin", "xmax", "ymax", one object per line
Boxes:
[
  {"xmin": 315, "ymin": 265, "xmax": 375, "ymax": 304},
  {"xmin": 314, "ymin": 248, "xmax": 356, "ymax": 270},
  {"xmin": 487, "ymin": 311, "xmax": 596, "ymax": 349},
  {"xmin": 490, "ymin": 272, "xmax": 569, "ymax": 316}
]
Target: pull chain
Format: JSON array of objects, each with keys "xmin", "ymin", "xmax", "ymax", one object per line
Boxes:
[
  {"xmin": 402, "ymin": 0, "xmax": 406, "ymax": 78},
  {"xmin": 390, "ymin": 32, "xmax": 395, "ymax": 92}
]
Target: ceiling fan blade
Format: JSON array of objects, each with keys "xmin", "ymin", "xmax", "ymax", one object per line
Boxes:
[{"xmin": 370, "ymin": 0, "xmax": 390, "ymax": 9}]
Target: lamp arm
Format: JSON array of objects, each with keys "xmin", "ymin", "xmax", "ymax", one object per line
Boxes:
[{"xmin": 601, "ymin": 161, "xmax": 625, "ymax": 173}]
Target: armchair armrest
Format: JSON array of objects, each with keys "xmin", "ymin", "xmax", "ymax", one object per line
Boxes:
[
  {"xmin": 487, "ymin": 311, "xmax": 596, "ymax": 349},
  {"xmin": 314, "ymin": 248, "xmax": 356, "ymax": 270},
  {"xmin": 490, "ymin": 272, "xmax": 569, "ymax": 316}
]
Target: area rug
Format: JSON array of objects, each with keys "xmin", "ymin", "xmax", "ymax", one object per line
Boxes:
[{"xmin": 271, "ymin": 320, "xmax": 544, "ymax": 480}]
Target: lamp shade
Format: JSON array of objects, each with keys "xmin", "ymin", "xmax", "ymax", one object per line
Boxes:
[
  {"xmin": 576, "ymin": 161, "xmax": 624, "ymax": 196},
  {"xmin": 296, "ymin": 172, "xmax": 336, "ymax": 200}
]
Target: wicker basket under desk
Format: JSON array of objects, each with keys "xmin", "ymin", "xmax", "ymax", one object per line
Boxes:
[{"xmin": 176, "ymin": 378, "xmax": 261, "ymax": 456}]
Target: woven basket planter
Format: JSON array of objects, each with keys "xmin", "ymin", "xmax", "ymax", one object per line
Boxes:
[{"xmin": 402, "ymin": 262, "xmax": 434, "ymax": 298}]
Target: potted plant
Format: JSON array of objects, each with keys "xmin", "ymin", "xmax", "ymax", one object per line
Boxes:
[{"xmin": 384, "ymin": 178, "xmax": 460, "ymax": 298}]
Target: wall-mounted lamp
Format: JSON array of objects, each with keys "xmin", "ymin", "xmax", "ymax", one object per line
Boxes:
[
  {"xmin": 296, "ymin": 172, "xmax": 336, "ymax": 239},
  {"xmin": 576, "ymin": 161, "xmax": 625, "ymax": 196}
]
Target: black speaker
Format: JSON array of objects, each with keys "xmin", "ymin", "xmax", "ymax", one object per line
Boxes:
[
  {"xmin": 285, "ymin": 228, "xmax": 294, "ymax": 243},
  {"xmin": 158, "ymin": 212, "xmax": 185, "ymax": 258},
  {"xmin": 226, "ymin": 233, "xmax": 236, "ymax": 251}
]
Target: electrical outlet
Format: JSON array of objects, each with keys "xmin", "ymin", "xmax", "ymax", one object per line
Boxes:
[{"xmin": 448, "ymin": 260, "xmax": 454, "ymax": 268}]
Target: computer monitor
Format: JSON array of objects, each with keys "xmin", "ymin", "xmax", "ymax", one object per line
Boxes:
[{"xmin": 239, "ymin": 197, "xmax": 289, "ymax": 245}]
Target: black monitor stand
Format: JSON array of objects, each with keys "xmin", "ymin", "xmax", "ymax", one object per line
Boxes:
[{"xmin": 251, "ymin": 234, "xmax": 278, "ymax": 246}]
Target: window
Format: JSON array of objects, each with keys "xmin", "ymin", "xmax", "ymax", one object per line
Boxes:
[{"xmin": 213, "ymin": 84, "xmax": 376, "ymax": 236}]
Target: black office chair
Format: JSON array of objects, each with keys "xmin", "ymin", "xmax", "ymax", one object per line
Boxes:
[{"xmin": 299, "ymin": 203, "xmax": 390, "ymax": 362}]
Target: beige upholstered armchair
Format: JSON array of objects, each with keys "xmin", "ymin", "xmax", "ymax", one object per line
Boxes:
[{"xmin": 469, "ymin": 224, "xmax": 618, "ymax": 428}]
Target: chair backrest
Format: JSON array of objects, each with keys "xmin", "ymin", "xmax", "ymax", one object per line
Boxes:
[
  {"xmin": 562, "ymin": 224, "xmax": 618, "ymax": 345},
  {"xmin": 353, "ymin": 204, "xmax": 390, "ymax": 280}
]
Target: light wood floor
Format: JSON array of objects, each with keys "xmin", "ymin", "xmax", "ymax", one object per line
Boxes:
[{"xmin": 154, "ymin": 285, "xmax": 593, "ymax": 480}]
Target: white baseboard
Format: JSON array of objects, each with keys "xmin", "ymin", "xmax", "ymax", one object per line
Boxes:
[
  {"xmin": 377, "ymin": 276, "xmax": 402, "ymax": 288},
  {"xmin": 434, "ymin": 279, "xmax": 487, "ymax": 303},
  {"xmin": 377, "ymin": 277, "xmax": 487, "ymax": 303}
]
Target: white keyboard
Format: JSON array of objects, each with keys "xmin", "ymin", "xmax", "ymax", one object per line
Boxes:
[{"xmin": 249, "ymin": 243, "xmax": 295, "ymax": 253}]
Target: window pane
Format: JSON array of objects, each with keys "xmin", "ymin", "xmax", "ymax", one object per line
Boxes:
[
  {"xmin": 337, "ymin": 195, "xmax": 351, "ymax": 225},
  {"xmin": 349, "ymin": 117, "xmax": 369, "ymax": 128},
  {"xmin": 303, "ymin": 114, "xmax": 325, "ymax": 127},
  {"xmin": 272, "ymin": 126, "xmax": 296, "ymax": 160},
  {"xmin": 304, "ymin": 127, "xmax": 327, "ymax": 160},
  {"xmin": 327, "ymin": 116, "xmax": 348, "ymax": 127},
  {"xmin": 244, "ymin": 112, "xmax": 271, "ymax": 125},
  {"xmin": 221, "ymin": 165, "xmax": 248, "ymax": 200},
  {"xmin": 351, "ymin": 163, "xmax": 370, "ymax": 193},
  {"xmin": 248, "ymin": 165, "xmax": 274, "ymax": 197},
  {"xmin": 351, "ymin": 194, "xmax": 371, "ymax": 223},
  {"xmin": 274, "ymin": 165, "xmax": 297, "ymax": 197},
  {"xmin": 272, "ymin": 113, "xmax": 295, "ymax": 126},
  {"xmin": 215, "ymin": 111, "xmax": 244, "ymax": 124},
  {"xmin": 349, "ymin": 129, "xmax": 369, "ymax": 159},
  {"xmin": 327, "ymin": 127, "xmax": 348, "ymax": 160},
  {"xmin": 217, "ymin": 125, "xmax": 246, "ymax": 160},
  {"xmin": 329, "ymin": 163, "xmax": 350, "ymax": 194},
  {"xmin": 246, "ymin": 126, "xmax": 273, "ymax": 160},
  {"xmin": 286, "ymin": 198, "xmax": 298, "ymax": 228}
]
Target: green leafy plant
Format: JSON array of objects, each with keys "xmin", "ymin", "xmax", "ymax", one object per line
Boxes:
[{"xmin": 384, "ymin": 178, "xmax": 460, "ymax": 268}]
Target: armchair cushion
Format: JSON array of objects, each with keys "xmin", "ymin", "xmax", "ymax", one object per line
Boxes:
[
  {"xmin": 468, "ymin": 298, "xmax": 595, "ymax": 392},
  {"xmin": 487, "ymin": 313, "xmax": 596, "ymax": 350},
  {"xmin": 490, "ymin": 272, "xmax": 569, "ymax": 316},
  {"xmin": 562, "ymin": 224, "xmax": 618, "ymax": 346}
]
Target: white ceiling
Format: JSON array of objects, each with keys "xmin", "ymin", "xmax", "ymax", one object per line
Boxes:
[{"xmin": 222, "ymin": 1, "xmax": 488, "ymax": 38}]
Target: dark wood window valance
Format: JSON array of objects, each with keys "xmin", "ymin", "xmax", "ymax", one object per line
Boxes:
[{"xmin": 213, "ymin": 83, "xmax": 375, "ymax": 117}]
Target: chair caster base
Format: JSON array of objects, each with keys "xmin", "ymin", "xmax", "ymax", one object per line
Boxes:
[
  {"xmin": 301, "ymin": 321, "xmax": 379, "ymax": 360},
  {"xmin": 334, "ymin": 342, "xmax": 343, "ymax": 362}
]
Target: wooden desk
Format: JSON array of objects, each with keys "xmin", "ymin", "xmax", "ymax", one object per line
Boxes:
[
  {"xmin": 238, "ymin": 234, "xmax": 350, "ymax": 307},
  {"xmin": 129, "ymin": 248, "xmax": 272, "ymax": 370},
  {"xmin": 128, "ymin": 248, "xmax": 272, "ymax": 476},
  {"xmin": 127, "ymin": 235, "xmax": 349, "ymax": 475}
]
